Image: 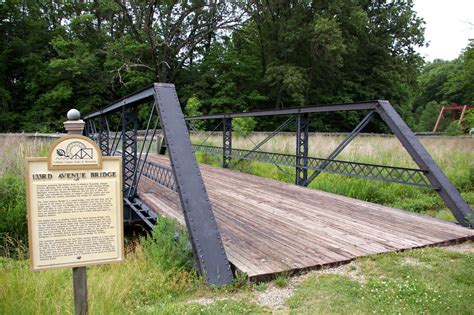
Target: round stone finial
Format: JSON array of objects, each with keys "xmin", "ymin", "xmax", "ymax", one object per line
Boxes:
[{"xmin": 67, "ymin": 109, "xmax": 81, "ymax": 120}]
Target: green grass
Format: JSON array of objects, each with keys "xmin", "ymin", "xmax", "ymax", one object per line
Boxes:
[
  {"xmin": 274, "ymin": 275, "xmax": 289, "ymax": 288},
  {"xmin": 287, "ymin": 244, "xmax": 474, "ymax": 314},
  {"xmin": 0, "ymin": 243, "xmax": 267, "ymax": 314},
  {"xmin": 1, "ymin": 134, "xmax": 473, "ymax": 314}
]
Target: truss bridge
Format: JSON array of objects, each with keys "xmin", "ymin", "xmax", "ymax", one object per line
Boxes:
[{"xmin": 83, "ymin": 83, "xmax": 474, "ymax": 286}]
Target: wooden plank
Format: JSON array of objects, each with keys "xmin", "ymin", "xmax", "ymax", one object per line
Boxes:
[{"xmin": 138, "ymin": 154, "xmax": 474, "ymax": 280}]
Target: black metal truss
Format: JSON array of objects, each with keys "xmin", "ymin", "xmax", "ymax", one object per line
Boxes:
[
  {"xmin": 295, "ymin": 114, "xmax": 309, "ymax": 185},
  {"xmin": 232, "ymin": 116, "xmax": 295, "ymax": 173},
  {"xmin": 140, "ymin": 160, "xmax": 177, "ymax": 191},
  {"xmin": 223, "ymin": 119, "xmax": 232, "ymax": 168},
  {"xmin": 99, "ymin": 115, "xmax": 110, "ymax": 156},
  {"xmin": 85, "ymin": 119, "xmax": 98, "ymax": 142},
  {"xmin": 121, "ymin": 110, "xmax": 138, "ymax": 198},
  {"xmin": 193, "ymin": 144, "xmax": 433, "ymax": 189},
  {"xmin": 84, "ymin": 84, "xmax": 233, "ymax": 287},
  {"xmin": 153, "ymin": 84, "xmax": 233, "ymax": 286},
  {"xmin": 376, "ymin": 101, "xmax": 474, "ymax": 227},
  {"xmin": 303, "ymin": 111, "xmax": 375, "ymax": 186},
  {"xmin": 123, "ymin": 198, "xmax": 157, "ymax": 229}
]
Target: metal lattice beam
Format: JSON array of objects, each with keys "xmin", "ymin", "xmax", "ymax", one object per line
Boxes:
[
  {"xmin": 99, "ymin": 115, "xmax": 110, "ymax": 156},
  {"xmin": 223, "ymin": 118, "xmax": 232, "ymax": 169},
  {"xmin": 140, "ymin": 160, "xmax": 177, "ymax": 191},
  {"xmin": 296, "ymin": 113, "xmax": 309, "ymax": 185},
  {"xmin": 193, "ymin": 144, "xmax": 433, "ymax": 189},
  {"xmin": 121, "ymin": 110, "xmax": 138, "ymax": 198}
]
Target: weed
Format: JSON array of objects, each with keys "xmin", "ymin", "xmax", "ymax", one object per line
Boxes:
[
  {"xmin": 274, "ymin": 274, "xmax": 288, "ymax": 288},
  {"xmin": 254, "ymin": 282, "xmax": 268, "ymax": 292},
  {"xmin": 141, "ymin": 217, "xmax": 194, "ymax": 272}
]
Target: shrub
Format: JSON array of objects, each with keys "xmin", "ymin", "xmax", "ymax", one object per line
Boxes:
[
  {"xmin": 275, "ymin": 274, "xmax": 288, "ymax": 287},
  {"xmin": 445, "ymin": 121, "xmax": 463, "ymax": 136},
  {"xmin": 141, "ymin": 217, "xmax": 194, "ymax": 272},
  {"xmin": 233, "ymin": 117, "xmax": 256, "ymax": 137}
]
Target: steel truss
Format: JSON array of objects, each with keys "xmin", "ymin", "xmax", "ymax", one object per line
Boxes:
[
  {"xmin": 296, "ymin": 114, "xmax": 309, "ymax": 185},
  {"xmin": 192, "ymin": 144, "xmax": 432, "ymax": 188},
  {"xmin": 223, "ymin": 119, "xmax": 232, "ymax": 168},
  {"xmin": 84, "ymin": 84, "xmax": 233, "ymax": 287},
  {"xmin": 99, "ymin": 115, "xmax": 110, "ymax": 155},
  {"xmin": 186, "ymin": 101, "xmax": 473, "ymax": 228}
]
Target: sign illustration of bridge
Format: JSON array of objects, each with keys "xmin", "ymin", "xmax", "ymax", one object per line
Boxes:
[{"xmin": 83, "ymin": 83, "xmax": 474, "ymax": 287}]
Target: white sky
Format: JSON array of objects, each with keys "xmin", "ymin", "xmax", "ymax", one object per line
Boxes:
[{"xmin": 414, "ymin": 0, "xmax": 474, "ymax": 61}]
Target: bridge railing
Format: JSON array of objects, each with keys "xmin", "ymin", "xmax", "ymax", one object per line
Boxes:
[{"xmin": 183, "ymin": 100, "xmax": 473, "ymax": 228}]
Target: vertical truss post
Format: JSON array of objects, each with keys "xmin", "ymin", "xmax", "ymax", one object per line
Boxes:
[
  {"xmin": 377, "ymin": 100, "xmax": 474, "ymax": 227},
  {"xmin": 98, "ymin": 115, "xmax": 110, "ymax": 156},
  {"xmin": 153, "ymin": 83, "xmax": 233, "ymax": 287},
  {"xmin": 295, "ymin": 113, "xmax": 309, "ymax": 185},
  {"xmin": 223, "ymin": 118, "xmax": 232, "ymax": 168},
  {"xmin": 121, "ymin": 108, "xmax": 138, "ymax": 199}
]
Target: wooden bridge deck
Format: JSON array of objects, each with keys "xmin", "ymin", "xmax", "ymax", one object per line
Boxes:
[{"xmin": 138, "ymin": 154, "xmax": 474, "ymax": 280}]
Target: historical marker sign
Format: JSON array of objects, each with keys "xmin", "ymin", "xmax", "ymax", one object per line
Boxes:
[{"xmin": 26, "ymin": 135, "xmax": 123, "ymax": 271}]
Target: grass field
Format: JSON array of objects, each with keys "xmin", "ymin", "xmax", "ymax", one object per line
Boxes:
[{"xmin": 1, "ymin": 134, "xmax": 473, "ymax": 314}]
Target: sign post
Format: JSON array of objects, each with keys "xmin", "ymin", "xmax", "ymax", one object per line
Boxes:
[{"xmin": 26, "ymin": 109, "xmax": 123, "ymax": 315}]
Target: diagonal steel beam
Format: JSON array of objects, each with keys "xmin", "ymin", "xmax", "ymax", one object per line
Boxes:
[
  {"xmin": 376, "ymin": 100, "xmax": 474, "ymax": 227},
  {"xmin": 153, "ymin": 83, "xmax": 233, "ymax": 287},
  {"xmin": 232, "ymin": 115, "xmax": 295, "ymax": 168},
  {"xmin": 303, "ymin": 110, "xmax": 375, "ymax": 186}
]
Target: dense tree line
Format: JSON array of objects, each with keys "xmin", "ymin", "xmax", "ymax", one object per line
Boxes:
[{"xmin": 0, "ymin": 1, "xmax": 471, "ymax": 132}]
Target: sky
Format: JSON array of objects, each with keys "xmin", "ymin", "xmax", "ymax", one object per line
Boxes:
[{"xmin": 414, "ymin": 0, "xmax": 474, "ymax": 61}]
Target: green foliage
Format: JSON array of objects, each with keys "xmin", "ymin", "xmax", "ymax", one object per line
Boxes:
[
  {"xmin": 185, "ymin": 96, "xmax": 204, "ymax": 130},
  {"xmin": 141, "ymin": 217, "xmax": 194, "ymax": 272},
  {"xmin": 416, "ymin": 101, "xmax": 441, "ymax": 131},
  {"xmin": 274, "ymin": 274, "xmax": 288, "ymax": 288},
  {"xmin": 0, "ymin": 174, "xmax": 27, "ymax": 258},
  {"xmin": 463, "ymin": 111, "xmax": 474, "ymax": 129},
  {"xmin": 233, "ymin": 117, "xmax": 257, "ymax": 137},
  {"xmin": 445, "ymin": 121, "xmax": 464, "ymax": 136},
  {"xmin": 1, "ymin": 1, "xmax": 428, "ymax": 133},
  {"xmin": 413, "ymin": 40, "xmax": 474, "ymax": 131}
]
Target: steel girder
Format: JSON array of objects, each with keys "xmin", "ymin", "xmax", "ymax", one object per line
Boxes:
[
  {"xmin": 303, "ymin": 111, "xmax": 375, "ymax": 186},
  {"xmin": 121, "ymin": 110, "xmax": 138, "ymax": 198},
  {"xmin": 193, "ymin": 144, "xmax": 433, "ymax": 188},
  {"xmin": 98, "ymin": 115, "xmax": 110, "ymax": 156},
  {"xmin": 84, "ymin": 84, "xmax": 234, "ymax": 287},
  {"xmin": 296, "ymin": 113, "xmax": 309, "ymax": 185},
  {"xmin": 223, "ymin": 119, "xmax": 232, "ymax": 168},
  {"xmin": 375, "ymin": 101, "xmax": 474, "ymax": 227},
  {"xmin": 152, "ymin": 84, "xmax": 233, "ymax": 286}
]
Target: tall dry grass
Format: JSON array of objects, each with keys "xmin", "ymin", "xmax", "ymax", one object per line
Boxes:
[
  {"xmin": 191, "ymin": 133, "xmax": 474, "ymax": 169},
  {"xmin": 0, "ymin": 134, "xmax": 52, "ymax": 177}
]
